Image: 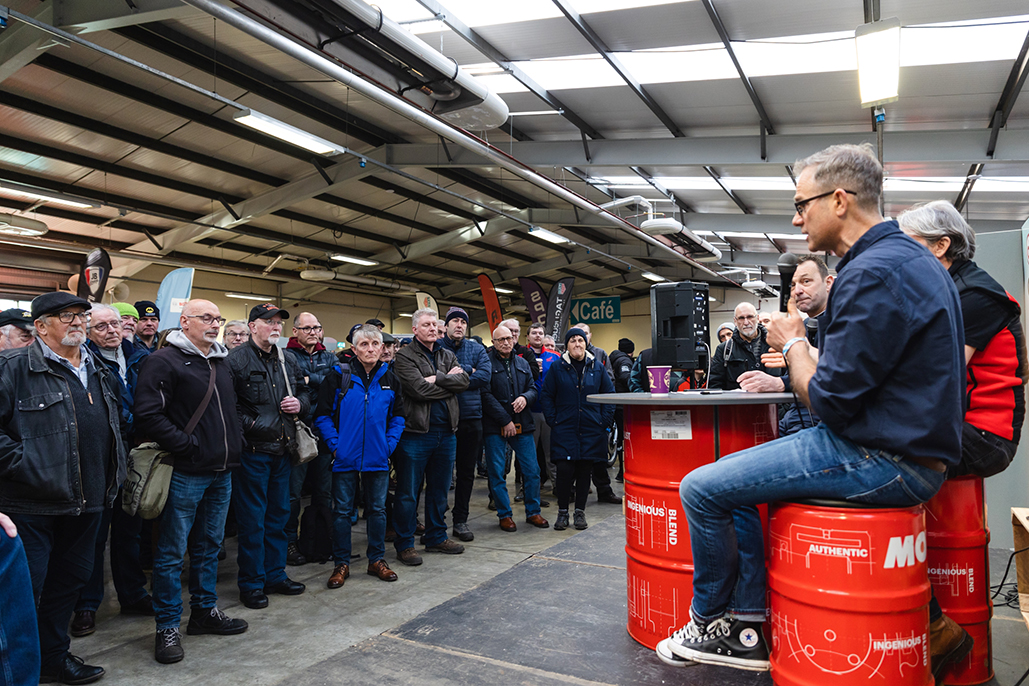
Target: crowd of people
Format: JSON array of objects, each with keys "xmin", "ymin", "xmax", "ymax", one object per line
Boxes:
[{"xmin": 0, "ymin": 296, "xmax": 626, "ymax": 683}]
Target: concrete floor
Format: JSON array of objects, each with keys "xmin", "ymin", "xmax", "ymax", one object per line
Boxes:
[{"xmin": 72, "ymin": 474, "xmax": 1029, "ymax": 685}]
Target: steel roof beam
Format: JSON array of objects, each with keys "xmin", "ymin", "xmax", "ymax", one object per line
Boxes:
[
  {"xmin": 54, "ymin": 0, "xmax": 196, "ymax": 34},
  {"xmin": 550, "ymin": 0, "xmax": 685, "ymax": 138},
  {"xmin": 700, "ymin": 0, "xmax": 774, "ymax": 135},
  {"xmin": 385, "ymin": 128, "xmax": 1029, "ymax": 168},
  {"xmin": 987, "ymin": 27, "xmax": 1029, "ymax": 158},
  {"xmin": 954, "ymin": 163, "xmax": 984, "ymax": 212},
  {"xmin": 704, "ymin": 166, "xmax": 751, "ymax": 214},
  {"xmin": 414, "ymin": 0, "xmax": 604, "ymax": 140},
  {"xmin": 632, "ymin": 166, "xmax": 694, "ymax": 214},
  {"xmin": 0, "ymin": 1, "xmax": 53, "ymax": 84}
]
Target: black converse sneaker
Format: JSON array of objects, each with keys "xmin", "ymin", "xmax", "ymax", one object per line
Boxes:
[{"xmin": 666, "ymin": 616, "xmax": 770, "ymax": 671}]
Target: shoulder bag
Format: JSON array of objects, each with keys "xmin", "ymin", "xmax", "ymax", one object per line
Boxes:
[{"xmin": 277, "ymin": 347, "xmax": 320, "ymax": 465}]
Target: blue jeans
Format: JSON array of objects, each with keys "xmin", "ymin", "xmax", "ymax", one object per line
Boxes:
[
  {"xmin": 77, "ymin": 490, "xmax": 148, "ymax": 612},
  {"xmin": 11, "ymin": 511, "xmax": 101, "ymax": 670},
  {"xmin": 393, "ymin": 430, "xmax": 456, "ymax": 550},
  {"xmin": 234, "ymin": 451, "xmax": 291, "ymax": 592},
  {"xmin": 679, "ymin": 422, "xmax": 946, "ymax": 624},
  {"xmin": 484, "ymin": 433, "xmax": 541, "ymax": 519},
  {"xmin": 153, "ymin": 470, "xmax": 231, "ymax": 631},
  {"xmin": 0, "ymin": 530, "xmax": 39, "ymax": 686},
  {"xmin": 332, "ymin": 471, "xmax": 388, "ymax": 564},
  {"xmin": 286, "ymin": 450, "xmax": 332, "ymax": 543}
]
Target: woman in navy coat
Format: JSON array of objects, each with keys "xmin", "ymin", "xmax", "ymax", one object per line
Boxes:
[{"xmin": 540, "ymin": 327, "xmax": 615, "ymax": 531}]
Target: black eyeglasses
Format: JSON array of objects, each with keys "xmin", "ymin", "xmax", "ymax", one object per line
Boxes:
[
  {"xmin": 494, "ymin": 336, "xmax": 514, "ymax": 343},
  {"xmin": 53, "ymin": 311, "xmax": 90, "ymax": 324},
  {"xmin": 794, "ymin": 189, "xmax": 857, "ymax": 216},
  {"xmin": 295, "ymin": 326, "xmax": 323, "ymax": 333},
  {"xmin": 185, "ymin": 314, "xmax": 227, "ymax": 326},
  {"xmin": 90, "ymin": 322, "xmax": 117, "ymax": 332}
]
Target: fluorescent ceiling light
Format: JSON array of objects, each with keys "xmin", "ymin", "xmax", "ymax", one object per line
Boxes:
[
  {"xmin": 398, "ymin": 313, "xmax": 413, "ymax": 317},
  {"xmin": 225, "ymin": 292, "xmax": 271, "ymax": 300},
  {"xmin": 508, "ymin": 110, "xmax": 564, "ymax": 117},
  {"xmin": 855, "ymin": 18, "xmax": 901, "ymax": 107},
  {"xmin": 331, "ymin": 254, "xmax": 379, "ymax": 266},
  {"xmin": 642, "ymin": 272, "xmax": 666, "ymax": 282},
  {"xmin": 494, "ymin": 287, "xmax": 515, "ymax": 294},
  {"xmin": 233, "ymin": 109, "xmax": 344, "ymax": 155},
  {"xmin": 529, "ymin": 227, "xmax": 569, "ymax": 244},
  {"xmin": 0, "ymin": 181, "xmax": 100, "ymax": 209}
]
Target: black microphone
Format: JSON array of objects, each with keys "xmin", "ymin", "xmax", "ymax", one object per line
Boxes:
[{"xmin": 777, "ymin": 253, "xmax": 798, "ymax": 313}]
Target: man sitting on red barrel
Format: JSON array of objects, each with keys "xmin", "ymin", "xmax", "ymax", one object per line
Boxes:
[
  {"xmin": 666, "ymin": 143, "xmax": 966, "ymax": 672},
  {"xmin": 900, "ymin": 200, "xmax": 1027, "ymax": 682}
]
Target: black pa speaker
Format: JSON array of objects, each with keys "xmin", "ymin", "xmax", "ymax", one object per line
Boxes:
[{"xmin": 650, "ymin": 281, "xmax": 710, "ymax": 369}]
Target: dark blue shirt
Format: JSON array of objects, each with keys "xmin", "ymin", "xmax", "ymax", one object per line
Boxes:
[{"xmin": 808, "ymin": 221, "xmax": 964, "ymax": 466}]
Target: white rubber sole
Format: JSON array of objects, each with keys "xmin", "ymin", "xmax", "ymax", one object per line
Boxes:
[
  {"xmin": 673, "ymin": 645, "xmax": 770, "ymax": 672},
  {"xmin": 655, "ymin": 638, "xmax": 694, "ymax": 667}
]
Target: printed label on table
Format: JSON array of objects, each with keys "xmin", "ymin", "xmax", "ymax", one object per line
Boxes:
[{"xmin": 650, "ymin": 410, "xmax": 692, "ymax": 440}]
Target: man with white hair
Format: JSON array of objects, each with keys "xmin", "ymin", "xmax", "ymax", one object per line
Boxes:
[
  {"xmin": 391, "ymin": 308, "xmax": 469, "ymax": 566},
  {"xmin": 0, "ymin": 292, "xmax": 125, "ymax": 684},
  {"xmin": 0, "ymin": 308, "xmax": 34, "ymax": 350},
  {"xmin": 135, "ymin": 299, "xmax": 248, "ymax": 664},
  {"xmin": 708, "ymin": 302, "xmax": 782, "ymax": 391},
  {"xmin": 223, "ymin": 320, "xmax": 249, "ymax": 350}
]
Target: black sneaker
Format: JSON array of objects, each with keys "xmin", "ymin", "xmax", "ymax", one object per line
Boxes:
[
  {"xmin": 186, "ymin": 606, "xmax": 249, "ymax": 636},
  {"xmin": 667, "ymin": 616, "xmax": 769, "ymax": 672},
  {"xmin": 155, "ymin": 628, "xmax": 184, "ymax": 664},
  {"xmin": 286, "ymin": 541, "xmax": 307, "ymax": 566},
  {"xmin": 554, "ymin": 510, "xmax": 570, "ymax": 531},
  {"xmin": 573, "ymin": 509, "xmax": 588, "ymax": 530}
]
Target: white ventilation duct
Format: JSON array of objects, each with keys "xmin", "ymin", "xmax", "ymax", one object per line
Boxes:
[{"xmin": 640, "ymin": 217, "xmax": 721, "ymax": 262}]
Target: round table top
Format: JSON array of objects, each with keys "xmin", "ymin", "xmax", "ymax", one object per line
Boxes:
[{"xmin": 587, "ymin": 391, "xmax": 796, "ymax": 406}]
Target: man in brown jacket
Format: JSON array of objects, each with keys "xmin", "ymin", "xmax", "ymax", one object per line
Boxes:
[{"xmin": 392, "ymin": 308, "xmax": 469, "ymax": 566}]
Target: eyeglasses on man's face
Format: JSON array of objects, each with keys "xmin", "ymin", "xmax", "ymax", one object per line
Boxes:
[
  {"xmin": 185, "ymin": 314, "xmax": 226, "ymax": 326},
  {"xmin": 226, "ymin": 331, "xmax": 248, "ymax": 338},
  {"xmin": 295, "ymin": 326, "xmax": 322, "ymax": 333},
  {"xmin": 794, "ymin": 189, "xmax": 857, "ymax": 216},
  {"xmin": 54, "ymin": 310, "xmax": 90, "ymax": 324},
  {"xmin": 494, "ymin": 335, "xmax": 514, "ymax": 343},
  {"xmin": 90, "ymin": 321, "xmax": 118, "ymax": 332}
]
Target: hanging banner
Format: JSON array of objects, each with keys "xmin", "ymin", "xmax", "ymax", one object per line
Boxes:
[
  {"xmin": 478, "ymin": 274, "xmax": 503, "ymax": 332},
  {"xmin": 545, "ymin": 277, "xmax": 575, "ymax": 341},
  {"xmin": 155, "ymin": 267, "xmax": 194, "ymax": 331},
  {"xmin": 519, "ymin": 277, "xmax": 548, "ymax": 325},
  {"xmin": 415, "ymin": 291, "xmax": 439, "ymax": 317},
  {"xmin": 76, "ymin": 248, "xmax": 112, "ymax": 303}
]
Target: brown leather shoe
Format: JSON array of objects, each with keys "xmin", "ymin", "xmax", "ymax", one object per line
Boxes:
[
  {"xmin": 526, "ymin": 514, "xmax": 550, "ymax": 528},
  {"xmin": 367, "ymin": 559, "xmax": 398, "ymax": 582},
  {"xmin": 326, "ymin": 564, "xmax": 350, "ymax": 589},
  {"xmin": 499, "ymin": 516, "xmax": 517, "ymax": 532},
  {"xmin": 930, "ymin": 613, "xmax": 974, "ymax": 683}
]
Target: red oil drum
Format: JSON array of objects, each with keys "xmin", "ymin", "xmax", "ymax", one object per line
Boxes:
[
  {"xmin": 768, "ymin": 501, "xmax": 932, "ymax": 686},
  {"xmin": 924, "ymin": 477, "xmax": 993, "ymax": 685},
  {"xmin": 623, "ymin": 403, "xmax": 778, "ymax": 649}
]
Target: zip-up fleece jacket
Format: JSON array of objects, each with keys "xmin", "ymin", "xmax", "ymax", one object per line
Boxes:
[
  {"xmin": 313, "ymin": 361, "xmax": 405, "ymax": 472},
  {"xmin": 134, "ymin": 331, "xmax": 242, "ymax": 473},
  {"xmin": 393, "ymin": 339, "xmax": 468, "ymax": 434},
  {"xmin": 0, "ymin": 340, "xmax": 126, "ymax": 515}
]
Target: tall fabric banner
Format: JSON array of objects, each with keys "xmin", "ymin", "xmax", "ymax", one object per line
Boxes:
[
  {"xmin": 519, "ymin": 277, "xmax": 548, "ymax": 325},
  {"xmin": 415, "ymin": 291, "xmax": 439, "ymax": 317},
  {"xmin": 77, "ymin": 248, "xmax": 112, "ymax": 303},
  {"xmin": 545, "ymin": 277, "xmax": 575, "ymax": 341},
  {"xmin": 155, "ymin": 267, "xmax": 194, "ymax": 331},
  {"xmin": 478, "ymin": 274, "xmax": 503, "ymax": 332}
]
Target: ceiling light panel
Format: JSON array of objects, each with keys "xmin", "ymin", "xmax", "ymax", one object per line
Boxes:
[
  {"xmin": 517, "ymin": 54, "xmax": 624, "ymax": 91},
  {"xmin": 369, "ymin": 0, "xmax": 436, "ymax": 23}
]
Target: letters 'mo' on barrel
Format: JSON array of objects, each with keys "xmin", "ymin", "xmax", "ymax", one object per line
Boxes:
[{"xmin": 767, "ymin": 500, "xmax": 932, "ymax": 686}]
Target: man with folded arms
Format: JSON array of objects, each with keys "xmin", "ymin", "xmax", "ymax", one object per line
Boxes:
[
  {"xmin": 134, "ymin": 299, "xmax": 247, "ymax": 664},
  {"xmin": 314, "ymin": 325, "xmax": 405, "ymax": 588},
  {"xmin": 0, "ymin": 292, "xmax": 125, "ymax": 684}
]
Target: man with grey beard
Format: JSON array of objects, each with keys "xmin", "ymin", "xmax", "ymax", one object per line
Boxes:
[
  {"xmin": 0, "ymin": 292, "xmax": 126, "ymax": 684},
  {"xmin": 228, "ymin": 304, "xmax": 309, "ymax": 609}
]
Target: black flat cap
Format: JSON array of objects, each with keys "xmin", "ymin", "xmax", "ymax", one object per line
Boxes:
[{"xmin": 31, "ymin": 292, "xmax": 90, "ymax": 321}]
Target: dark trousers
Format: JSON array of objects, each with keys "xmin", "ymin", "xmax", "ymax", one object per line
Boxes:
[
  {"xmin": 451, "ymin": 420, "xmax": 482, "ymax": 525},
  {"xmin": 76, "ymin": 494, "xmax": 148, "ymax": 612},
  {"xmin": 590, "ymin": 461, "xmax": 614, "ymax": 498},
  {"xmin": 11, "ymin": 511, "xmax": 103, "ymax": 670},
  {"xmin": 233, "ymin": 451, "xmax": 291, "ymax": 592},
  {"xmin": 0, "ymin": 529, "xmax": 39, "ymax": 686},
  {"xmin": 556, "ymin": 461, "xmax": 593, "ymax": 511},
  {"xmin": 286, "ymin": 449, "xmax": 332, "ymax": 543}
]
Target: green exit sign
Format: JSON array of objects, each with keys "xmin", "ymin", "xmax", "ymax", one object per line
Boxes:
[{"xmin": 570, "ymin": 297, "xmax": 621, "ymax": 324}]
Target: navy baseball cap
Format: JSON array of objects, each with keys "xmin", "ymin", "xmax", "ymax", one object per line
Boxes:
[{"xmin": 0, "ymin": 308, "xmax": 34, "ymax": 330}]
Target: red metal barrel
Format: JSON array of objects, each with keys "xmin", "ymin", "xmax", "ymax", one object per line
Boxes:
[
  {"xmin": 623, "ymin": 402, "xmax": 777, "ymax": 649},
  {"xmin": 924, "ymin": 476, "xmax": 993, "ymax": 685},
  {"xmin": 768, "ymin": 501, "xmax": 932, "ymax": 686}
]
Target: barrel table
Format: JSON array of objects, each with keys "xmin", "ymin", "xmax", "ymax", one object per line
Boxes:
[{"xmin": 588, "ymin": 391, "xmax": 793, "ymax": 649}]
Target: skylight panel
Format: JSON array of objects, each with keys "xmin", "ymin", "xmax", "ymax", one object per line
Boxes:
[
  {"xmin": 619, "ymin": 47, "xmax": 737, "ymax": 84},
  {"xmin": 431, "ymin": 0, "xmax": 562, "ymax": 27},
  {"xmin": 369, "ymin": 0, "xmax": 436, "ymax": 24},
  {"xmin": 577, "ymin": 0, "xmax": 696, "ymax": 13},
  {"xmin": 517, "ymin": 54, "xmax": 624, "ymax": 91},
  {"xmin": 470, "ymin": 73, "xmax": 529, "ymax": 94},
  {"xmin": 971, "ymin": 177, "xmax": 1029, "ymax": 193},
  {"xmin": 900, "ymin": 21, "xmax": 1029, "ymax": 67},
  {"xmin": 883, "ymin": 177, "xmax": 965, "ymax": 192}
]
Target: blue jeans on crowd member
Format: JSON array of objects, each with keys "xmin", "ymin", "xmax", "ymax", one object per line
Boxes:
[
  {"xmin": 332, "ymin": 471, "xmax": 388, "ymax": 565},
  {"xmin": 0, "ymin": 529, "xmax": 40, "ymax": 686},
  {"xmin": 10, "ymin": 512, "xmax": 101, "ymax": 671},
  {"xmin": 286, "ymin": 449, "xmax": 332, "ymax": 543},
  {"xmin": 77, "ymin": 491, "xmax": 148, "ymax": 612},
  {"xmin": 484, "ymin": 433, "xmax": 542, "ymax": 520},
  {"xmin": 393, "ymin": 429, "xmax": 456, "ymax": 551},
  {"xmin": 234, "ymin": 451, "xmax": 291, "ymax": 593},
  {"xmin": 153, "ymin": 470, "xmax": 231, "ymax": 631},
  {"xmin": 679, "ymin": 422, "xmax": 946, "ymax": 626}
]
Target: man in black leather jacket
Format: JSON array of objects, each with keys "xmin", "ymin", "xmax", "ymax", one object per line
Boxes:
[
  {"xmin": 283, "ymin": 312, "xmax": 337, "ymax": 565},
  {"xmin": 0, "ymin": 291, "xmax": 125, "ymax": 685},
  {"xmin": 708, "ymin": 302, "xmax": 784, "ymax": 391},
  {"xmin": 227, "ymin": 304, "xmax": 309, "ymax": 610}
]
